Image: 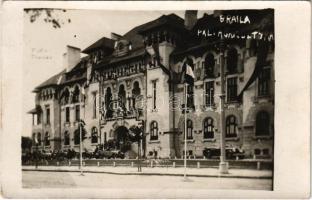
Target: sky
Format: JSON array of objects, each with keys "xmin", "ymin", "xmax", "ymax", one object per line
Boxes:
[{"xmin": 23, "ymin": 9, "xmax": 210, "ymax": 137}]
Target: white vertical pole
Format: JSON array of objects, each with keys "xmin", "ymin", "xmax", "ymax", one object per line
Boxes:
[
  {"xmin": 184, "ymin": 83, "xmax": 187, "ymax": 179},
  {"xmin": 210, "ymin": 88, "xmax": 212, "ymax": 106},
  {"xmin": 79, "ymin": 120, "xmax": 83, "ymax": 175}
]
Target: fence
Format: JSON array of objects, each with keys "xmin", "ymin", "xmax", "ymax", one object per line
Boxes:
[{"xmin": 23, "ymin": 158, "xmax": 273, "ymax": 170}]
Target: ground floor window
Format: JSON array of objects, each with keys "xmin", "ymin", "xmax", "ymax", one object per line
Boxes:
[
  {"xmin": 150, "ymin": 121, "xmax": 158, "ymax": 140},
  {"xmin": 44, "ymin": 132, "xmax": 50, "ymax": 146},
  {"xmin": 226, "ymin": 115, "xmax": 237, "ymax": 138},
  {"xmin": 203, "ymin": 117, "xmax": 214, "ymax": 139},
  {"xmin": 74, "ymin": 130, "xmax": 80, "ymax": 145},
  {"xmin": 186, "ymin": 119, "xmax": 193, "ymax": 140},
  {"xmin": 256, "ymin": 111, "xmax": 270, "ymax": 136},
  {"xmin": 91, "ymin": 127, "xmax": 98, "ymax": 143}
]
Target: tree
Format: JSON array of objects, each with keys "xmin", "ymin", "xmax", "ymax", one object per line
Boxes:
[
  {"xmin": 129, "ymin": 124, "xmax": 144, "ymax": 172},
  {"xmin": 24, "ymin": 8, "xmax": 71, "ymax": 29},
  {"xmin": 21, "ymin": 136, "xmax": 32, "ymax": 153}
]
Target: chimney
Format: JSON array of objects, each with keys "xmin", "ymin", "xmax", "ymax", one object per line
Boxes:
[
  {"xmin": 184, "ymin": 10, "xmax": 198, "ymax": 30},
  {"xmin": 63, "ymin": 45, "xmax": 81, "ymax": 72}
]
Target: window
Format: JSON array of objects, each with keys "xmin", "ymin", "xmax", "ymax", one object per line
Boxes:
[
  {"xmin": 262, "ymin": 149, "xmax": 269, "ymax": 155},
  {"xmin": 37, "ymin": 132, "xmax": 42, "ymax": 145},
  {"xmin": 258, "ymin": 67, "xmax": 270, "ymax": 96},
  {"xmin": 46, "ymin": 106, "xmax": 50, "ymax": 124},
  {"xmin": 226, "ymin": 115, "xmax": 237, "ymax": 138},
  {"xmin": 105, "ymin": 87, "xmax": 113, "ymax": 118},
  {"xmin": 65, "ymin": 107, "xmax": 70, "ymax": 123},
  {"xmin": 152, "ymin": 80, "xmax": 157, "ymax": 109},
  {"xmin": 75, "ymin": 105, "xmax": 80, "ymax": 121},
  {"xmin": 205, "ymin": 81, "xmax": 214, "ymax": 106},
  {"xmin": 62, "ymin": 88, "xmax": 70, "ymax": 104},
  {"xmin": 44, "ymin": 132, "xmax": 50, "ymax": 146},
  {"xmin": 255, "ymin": 111, "xmax": 270, "ymax": 136},
  {"xmin": 92, "ymin": 92, "xmax": 97, "ymax": 119},
  {"xmin": 186, "ymin": 119, "xmax": 193, "ymax": 140},
  {"xmin": 91, "ymin": 127, "xmax": 98, "ymax": 143},
  {"xmin": 64, "ymin": 131, "xmax": 70, "ymax": 145},
  {"xmin": 72, "ymin": 86, "xmax": 80, "ymax": 103},
  {"xmin": 132, "ymin": 81, "xmax": 141, "ymax": 109},
  {"xmin": 118, "ymin": 85, "xmax": 126, "ymax": 110},
  {"xmin": 150, "ymin": 121, "xmax": 158, "ymax": 140},
  {"xmin": 37, "ymin": 113, "xmax": 41, "ymax": 124},
  {"xmin": 204, "ymin": 53, "xmax": 215, "ymax": 78},
  {"xmin": 254, "ymin": 149, "xmax": 261, "ymax": 155},
  {"xmin": 227, "ymin": 77, "xmax": 237, "ymax": 102},
  {"xmin": 226, "ymin": 48, "xmax": 238, "ymax": 74},
  {"xmin": 74, "ymin": 130, "xmax": 80, "ymax": 145},
  {"xmin": 187, "ymin": 85, "xmax": 194, "ymax": 109},
  {"xmin": 203, "ymin": 117, "xmax": 214, "ymax": 139}
]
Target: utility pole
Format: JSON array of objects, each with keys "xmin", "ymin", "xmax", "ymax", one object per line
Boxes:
[
  {"xmin": 79, "ymin": 120, "xmax": 84, "ymax": 176},
  {"xmin": 219, "ymin": 39, "xmax": 229, "ymax": 174},
  {"xmin": 183, "ymin": 83, "xmax": 188, "ymax": 180}
]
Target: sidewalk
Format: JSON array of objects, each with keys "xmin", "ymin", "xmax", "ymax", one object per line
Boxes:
[{"xmin": 22, "ymin": 165, "xmax": 272, "ymax": 179}]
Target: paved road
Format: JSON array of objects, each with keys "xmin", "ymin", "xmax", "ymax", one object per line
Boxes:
[{"xmin": 22, "ymin": 171, "xmax": 272, "ymax": 190}]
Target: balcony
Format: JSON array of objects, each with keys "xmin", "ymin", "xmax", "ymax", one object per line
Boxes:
[{"xmin": 103, "ymin": 108, "xmax": 142, "ymax": 122}]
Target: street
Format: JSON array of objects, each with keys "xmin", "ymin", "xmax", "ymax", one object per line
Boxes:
[{"xmin": 22, "ymin": 171, "xmax": 272, "ymax": 190}]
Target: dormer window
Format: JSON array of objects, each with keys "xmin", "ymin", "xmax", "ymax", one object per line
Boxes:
[
  {"xmin": 118, "ymin": 43, "xmax": 124, "ymax": 51},
  {"xmin": 114, "ymin": 40, "xmax": 130, "ymax": 56}
]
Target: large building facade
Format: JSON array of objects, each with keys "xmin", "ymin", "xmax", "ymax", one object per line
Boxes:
[{"xmin": 28, "ymin": 10, "xmax": 274, "ymax": 159}]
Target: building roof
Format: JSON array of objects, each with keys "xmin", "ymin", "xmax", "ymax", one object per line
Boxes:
[
  {"xmin": 82, "ymin": 37, "xmax": 115, "ymax": 54},
  {"xmin": 34, "ymin": 56, "xmax": 90, "ymax": 91},
  {"xmin": 137, "ymin": 14, "xmax": 185, "ymax": 34},
  {"xmin": 94, "ymin": 47, "xmax": 146, "ymax": 70},
  {"xmin": 34, "ymin": 70, "xmax": 65, "ymax": 91}
]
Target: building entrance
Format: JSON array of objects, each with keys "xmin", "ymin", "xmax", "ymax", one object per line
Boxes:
[{"xmin": 114, "ymin": 126, "xmax": 130, "ymax": 151}]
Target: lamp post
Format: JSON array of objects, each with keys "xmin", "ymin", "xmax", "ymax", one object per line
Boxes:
[
  {"xmin": 79, "ymin": 120, "xmax": 84, "ymax": 176},
  {"xmin": 35, "ymin": 142, "xmax": 39, "ymax": 169},
  {"xmin": 219, "ymin": 39, "xmax": 229, "ymax": 174},
  {"xmin": 210, "ymin": 88, "xmax": 213, "ymax": 107}
]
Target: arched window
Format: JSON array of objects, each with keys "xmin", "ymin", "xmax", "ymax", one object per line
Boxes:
[
  {"xmin": 74, "ymin": 130, "xmax": 80, "ymax": 145},
  {"xmin": 203, "ymin": 117, "xmax": 214, "ymax": 139},
  {"xmin": 105, "ymin": 87, "xmax": 113, "ymax": 118},
  {"xmin": 226, "ymin": 48, "xmax": 238, "ymax": 74},
  {"xmin": 37, "ymin": 132, "xmax": 42, "ymax": 145},
  {"xmin": 186, "ymin": 119, "xmax": 193, "ymax": 140},
  {"xmin": 64, "ymin": 131, "xmax": 70, "ymax": 145},
  {"xmin": 44, "ymin": 132, "xmax": 50, "ymax": 146},
  {"xmin": 62, "ymin": 88, "xmax": 70, "ymax": 105},
  {"xmin": 226, "ymin": 115, "xmax": 237, "ymax": 138},
  {"xmin": 91, "ymin": 127, "xmax": 98, "ymax": 143},
  {"xmin": 118, "ymin": 85, "xmax": 126, "ymax": 109},
  {"xmin": 204, "ymin": 53, "xmax": 215, "ymax": 78},
  {"xmin": 72, "ymin": 86, "xmax": 80, "ymax": 103},
  {"xmin": 150, "ymin": 121, "xmax": 158, "ymax": 140},
  {"xmin": 132, "ymin": 81, "xmax": 141, "ymax": 109},
  {"xmin": 256, "ymin": 111, "xmax": 270, "ymax": 136},
  {"xmin": 258, "ymin": 67, "xmax": 271, "ymax": 96},
  {"xmin": 187, "ymin": 85, "xmax": 194, "ymax": 109}
]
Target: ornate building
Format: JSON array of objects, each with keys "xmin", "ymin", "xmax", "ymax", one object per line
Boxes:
[{"xmin": 28, "ymin": 9, "xmax": 274, "ymax": 159}]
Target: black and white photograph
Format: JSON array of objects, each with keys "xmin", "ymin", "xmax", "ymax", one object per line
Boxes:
[
  {"xmin": 21, "ymin": 8, "xmax": 275, "ymax": 190},
  {"xmin": 1, "ymin": 1, "xmax": 310, "ymax": 199}
]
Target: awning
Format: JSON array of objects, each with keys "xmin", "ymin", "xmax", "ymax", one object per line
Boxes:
[{"xmin": 27, "ymin": 105, "xmax": 42, "ymax": 114}]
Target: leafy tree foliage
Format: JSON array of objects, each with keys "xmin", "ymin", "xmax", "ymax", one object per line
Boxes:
[{"xmin": 24, "ymin": 8, "xmax": 71, "ymax": 29}]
